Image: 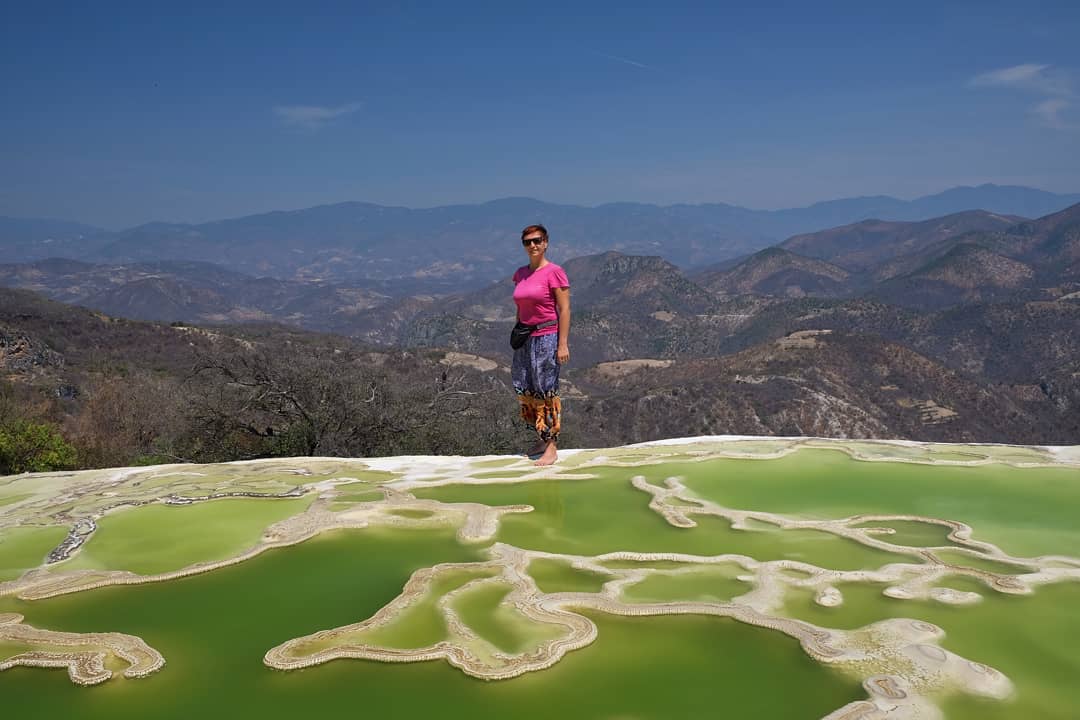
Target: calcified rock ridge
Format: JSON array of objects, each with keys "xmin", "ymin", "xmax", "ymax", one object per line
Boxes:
[
  {"xmin": 2, "ymin": 436, "xmax": 1079, "ymax": 710},
  {"xmin": 0, "ymin": 612, "xmax": 164, "ymax": 685}
]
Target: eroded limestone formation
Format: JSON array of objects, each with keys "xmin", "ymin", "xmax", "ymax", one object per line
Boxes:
[
  {"xmin": 0, "ymin": 612, "xmax": 164, "ymax": 685},
  {"xmin": 264, "ymin": 542, "xmax": 1019, "ymax": 718},
  {"xmin": 630, "ymin": 473, "xmax": 1080, "ymax": 601}
]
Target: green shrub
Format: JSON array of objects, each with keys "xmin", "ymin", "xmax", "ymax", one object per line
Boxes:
[{"xmin": 0, "ymin": 420, "xmax": 78, "ymax": 475}]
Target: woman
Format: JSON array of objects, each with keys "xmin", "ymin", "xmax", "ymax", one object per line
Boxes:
[{"xmin": 512, "ymin": 224, "xmax": 570, "ymax": 466}]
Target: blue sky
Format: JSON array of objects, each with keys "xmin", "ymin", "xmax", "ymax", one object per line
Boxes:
[{"xmin": 2, "ymin": 1, "xmax": 1078, "ymax": 228}]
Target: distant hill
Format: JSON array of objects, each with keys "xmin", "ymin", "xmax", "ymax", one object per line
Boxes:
[
  {"xmin": 694, "ymin": 247, "xmax": 853, "ymax": 298},
  {"xmin": 762, "ymin": 184, "xmax": 1077, "ymax": 240},
  {"xmin": 988, "ymin": 202, "xmax": 1080, "ymax": 269},
  {"xmin": 2, "ymin": 184, "xmax": 1077, "ymax": 289},
  {"xmin": 736, "ymin": 203, "xmax": 1080, "ymax": 310},
  {"xmin": 560, "ymin": 252, "xmax": 718, "ymax": 314},
  {"xmin": 871, "ymin": 244, "xmax": 1036, "ymax": 310},
  {"xmin": 717, "ymin": 297, "xmax": 1080, "ymax": 391},
  {"xmin": 0, "ymin": 259, "xmax": 389, "ymax": 326},
  {"xmin": 334, "ymin": 251, "xmax": 737, "ymax": 365},
  {"xmin": 573, "ymin": 330, "xmax": 1075, "ymax": 445},
  {"xmin": 903, "ymin": 184, "xmax": 1080, "ymax": 220},
  {"xmin": 0, "ymin": 216, "xmax": 106, "ymax": 262},
  {"xmin": 779, "ymin": 210, "xmax": 1022, "ymax": 273},
  {"xmin": 862, "ymin": 202, "xmax": 1080, "ymax": 309},
  {"xmin": 0, "ymin": 286, "xmax": 209, "ymax": 382}
]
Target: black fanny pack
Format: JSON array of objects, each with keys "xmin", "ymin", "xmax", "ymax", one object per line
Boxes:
[{"xmin": 510, "ymin": 319, "xmax": 557, "ymax": 350}]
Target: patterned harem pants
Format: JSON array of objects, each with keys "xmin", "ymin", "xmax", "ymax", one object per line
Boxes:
[{"xmin": 511, "ymin": 332, "xmax": 562, "ymax": 442}]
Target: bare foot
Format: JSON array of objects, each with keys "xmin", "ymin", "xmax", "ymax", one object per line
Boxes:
[
  {"xmin": 525, "ymin": 440, "xmax": 546, "ymax": 457},
  {"xmin": 534, "ymin": 442, "xmax": 558, "ymax": 466}
]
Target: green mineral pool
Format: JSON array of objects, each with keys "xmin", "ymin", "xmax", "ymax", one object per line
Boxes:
[{"xmin": 0, "ymin": 439, "xmax": 1077, "ymax": 719}]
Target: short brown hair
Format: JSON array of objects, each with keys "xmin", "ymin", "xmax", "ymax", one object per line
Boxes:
[{"xmin": 521, "ymin": 224, "xmax": 548, "ymax": 242}]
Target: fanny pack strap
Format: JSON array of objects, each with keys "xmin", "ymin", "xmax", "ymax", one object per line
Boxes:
[{"xmin": 530, "ymin": 319, "xmax": 557, "ymax": 332}]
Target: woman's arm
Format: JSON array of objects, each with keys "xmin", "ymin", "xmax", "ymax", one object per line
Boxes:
[
  {"xmin": 553, "ymin": 286, "xmax": 570, "ymax": 364},
  {"xmin": 512, "ymin": 274, "xmax": 520, "ymax": 323}
]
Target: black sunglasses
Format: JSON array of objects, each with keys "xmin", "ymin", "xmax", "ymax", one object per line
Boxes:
[{"xmin": 522, "ymin": 237, "xmax": 546, "ymax": 246}]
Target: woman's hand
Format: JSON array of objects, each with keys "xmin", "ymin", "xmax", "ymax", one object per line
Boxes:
[{"xmin": 553, "ymin": 286, "xmax": 570, "ymax": 365}]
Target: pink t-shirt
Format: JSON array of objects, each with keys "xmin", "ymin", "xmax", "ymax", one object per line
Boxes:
[{"xmin": 512, "ymin": 262, "xmax": 569, "ymax": 337}]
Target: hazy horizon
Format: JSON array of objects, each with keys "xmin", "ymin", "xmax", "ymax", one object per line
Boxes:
[{"xmin": 5, "ymin": 182, "xmax": 1079, "ymax": 233}]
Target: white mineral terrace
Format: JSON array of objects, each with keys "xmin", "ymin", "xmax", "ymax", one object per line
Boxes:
[
  {"xmin": 259, "ymin": 441, "xmax": 1078, "ymax": 719},
  {"xmin": 0, "ymin": 612, "xmax": 164, "ymax": 685},
  {"xmin": 1, "ymin": 437, "xmax": 1078, "ymax": 710},
  {"xmin": 1, "ymin": 490, "xmax": 530, "ymax": 601},
  {"xmin": 263, "ymin": 542, "xmax": 1017, "ymax": 719}
]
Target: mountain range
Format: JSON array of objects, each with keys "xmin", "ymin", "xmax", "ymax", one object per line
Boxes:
[
  {"xmin": 3, "ymin": 189, "xmax": 1079, "ymax": 448},
  {"xmin": 2, "ymin": 184, "xmax": 1078, "ymax": 292},
  {"xmin": 3, "ymin": 202, "xmax": 1078, "ymax": 351},
  {"xmin": 696, "ymin": 204, "xmax": 1080, "ymax": 310}
]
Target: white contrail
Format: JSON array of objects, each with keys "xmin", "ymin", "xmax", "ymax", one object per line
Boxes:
[{"xmin": 593, "ymin": 51, "xmax": 650, "ymax": 69}]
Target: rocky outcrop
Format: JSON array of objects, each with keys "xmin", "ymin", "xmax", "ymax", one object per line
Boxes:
[{"xmin": 0, "ymin": 326, "xmax": 63, "ymax": 372}]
